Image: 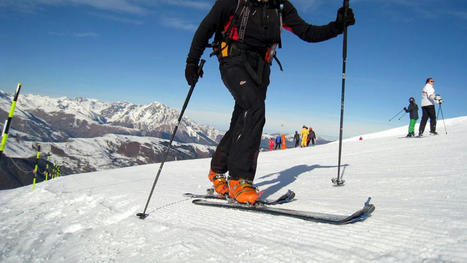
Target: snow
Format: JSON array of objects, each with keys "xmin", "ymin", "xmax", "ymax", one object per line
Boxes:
[{"xmin": 1, "ymin": 117, "xmax": 467, "ymax": 262}]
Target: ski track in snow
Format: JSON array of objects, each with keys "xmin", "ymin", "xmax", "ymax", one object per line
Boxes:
[{"xmin": 1, "ymin": 117, "xmax": 467, "ymax": 262}]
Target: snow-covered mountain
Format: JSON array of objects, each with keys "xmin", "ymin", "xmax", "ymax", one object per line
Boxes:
[
  {"xmin": 1, "ymin": 116, "xmax": 466, "ymax": 262},
  {"xmin": 0, "ymin": 90, "xmax": 223, "ymax": 183},
  {"xmin": 0, "ymin": 90, "xmax": 223, "ymax": 144}
]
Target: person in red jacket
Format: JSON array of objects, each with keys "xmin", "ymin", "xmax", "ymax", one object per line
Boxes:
[
  {"xmin": 187, "ymin": 0, "xmax": 355, "ymax": 204},
  {"xmin": 268, "ymin": 138, "xmax": 274, "ymax": 151}
]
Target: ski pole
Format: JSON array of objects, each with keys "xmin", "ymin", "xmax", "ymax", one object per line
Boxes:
[
  {"xmin": 437, "ymin": 103, "xmax": 447, "ymax": 134},
  {"xmin": 333, "ymin": 0, "xmax": 349, "ymax": 186},
  {"xmin": 388, "ymin": 108, "xmax": 404, "ymax": 122},
  {"xmin": 397, "ymin": 112, "xmax": 407, "ymax": 120},
  {"xmin": 0, "ymin": 83, "xmax": 22, "ymax": 161},
  {"xmin": 137, "ymin": 59, "xmax": 206, "ymax": 219}
]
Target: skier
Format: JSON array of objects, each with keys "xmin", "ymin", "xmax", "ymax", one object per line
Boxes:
[
  {"xmin": 419, "ymin": 78, "xmax": 439, "ymax": 136},
  {"xmin": 281, "ymin": 134, "xmax": 286, "ymax": 149},
  {"xmin": 275, "ymin": 135, "xmax": 282, "ymax": 150},
  {"xmin": 268, "ymin": 138, "xmax": 274, "ymax": 151},
  {"xmin": 404, "ymin": 97, "xmax": 418, "ymax": 137},
  {"xmin": 186, "ymin": 0, "xmax": 355, "ymax": 204},
  {"xmin": 294, "ymin": 131, "xmax": 300, "ymax": 147},
  {"xmin": 308, "ymin": 127, "xmax": 316, "ymax": 145},
  {"xmin": 300, "ymin": 126, "xmax": 309, "ymax": 147}
]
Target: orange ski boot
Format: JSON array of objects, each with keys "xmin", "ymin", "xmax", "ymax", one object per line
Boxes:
[
  {"xmin": 228, "ymin": 179, "xmax": 259, "ymax": 204},
  {"xmin": 208, "ymin": 169, "xmax": 229, "ymax": 195}
]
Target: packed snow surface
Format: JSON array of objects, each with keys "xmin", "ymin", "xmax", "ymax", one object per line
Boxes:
[{"xmin": 1, "ymin": 117, "xmax": 467, "ymax": 262}]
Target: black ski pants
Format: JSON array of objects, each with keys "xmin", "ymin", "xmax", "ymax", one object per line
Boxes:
[
  {"xmin": 419, "ymin": 105, "xmax": 437, "ymax": 134},
  {"xmin": 210, "ymin": 51, "xmax": 270, "ymax": 181}
]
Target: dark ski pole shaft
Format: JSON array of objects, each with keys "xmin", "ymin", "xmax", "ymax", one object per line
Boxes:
[
  {"xmin": 389, "ymin": 108, "xmax": 404, "ymax": 122},
  {"xmin": 333, "ymin": 0, "xmax": 349, "ymax": 186},
  {"xmin": 137, "ymin": 59, "xmax": 206, "ymax": 219},
  {"xmin": 397, "ymin": 112, "xmax": 407, "ymax": 121},
  {"xmin": 0, "ymin": 83, "xmax": 22, "ymax": 161}
]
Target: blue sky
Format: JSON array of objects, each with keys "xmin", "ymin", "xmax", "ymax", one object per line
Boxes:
[{"xmin": 1, "ymin": 0, "xmax": 466, "ymax": 139}]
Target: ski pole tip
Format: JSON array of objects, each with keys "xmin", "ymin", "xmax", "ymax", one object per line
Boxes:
[{"xmin": 136, "ymin": 213, "xmax": 149, "ymax": 219}]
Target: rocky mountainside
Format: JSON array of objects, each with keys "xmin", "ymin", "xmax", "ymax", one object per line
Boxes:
[{"xmin": 0, "ymin": 90, "xmax": 223, "ymax": 188}]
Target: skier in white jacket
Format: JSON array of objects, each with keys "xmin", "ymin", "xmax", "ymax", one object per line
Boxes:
[{"xmin": 419, "ymin": 78, "xmax": 438, "ymax": 136}]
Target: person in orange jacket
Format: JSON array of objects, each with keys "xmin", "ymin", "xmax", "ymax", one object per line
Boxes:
[
  {"xmin": 300, "ymin": 126, "xmax": 309, "ymax": 147},
  {"xmin": 281, "ymin": 134, "xmax": 286, "ymax": 149}
]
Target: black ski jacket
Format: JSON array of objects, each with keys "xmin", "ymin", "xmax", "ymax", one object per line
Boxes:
[
  {"xmin": 186, "ymin": 0, "xmax": 342, "ymax": 64},
  {"xmin": 405, "ymin": 102, "xmax": 419, "ymax": 120},
  {"xmin": 309, "ymin": 130, "xmax": 316, "ymax": 139}
]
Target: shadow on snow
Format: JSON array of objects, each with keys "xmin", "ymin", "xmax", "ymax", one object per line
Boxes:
[{"xmin": 255, "ymin": 164, "xmax": 348, "ymax": 199}]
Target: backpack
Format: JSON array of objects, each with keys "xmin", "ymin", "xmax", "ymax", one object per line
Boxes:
[{"xmin": 210, "ymin": 0, "xmax": 285, "ymax": 70}]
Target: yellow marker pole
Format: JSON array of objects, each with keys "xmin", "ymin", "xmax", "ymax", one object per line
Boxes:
[
  {"xmin": 0, "ymin": 83, "xmax": 22, "ymax": 160},
  {"xmin": 45, "ymin": 153, "xmax": 50, "ymax": 181},
  {"xmin": 32, "ymin": 146, "xmax": 40, "ymax": 190}
]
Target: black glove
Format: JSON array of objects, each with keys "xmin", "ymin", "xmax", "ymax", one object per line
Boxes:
[
  {"xmin": 403, "ymin": 107, "xmax": 407, "ymax": 111},
  {"xmin": 334, "ymin": 7, "xmax": 355, "ymax": 33},
  {"xmin": 185, "ymin": 63, "xmax": 202, "ymax": 86}
]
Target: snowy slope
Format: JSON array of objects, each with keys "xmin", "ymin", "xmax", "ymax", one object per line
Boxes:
[{"xmin": 1, "ymin": 117, "xmax": 467, "ymax": 262}]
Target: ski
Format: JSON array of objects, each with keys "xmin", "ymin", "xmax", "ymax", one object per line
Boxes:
[
  {"xmin": 192, "ymin": 197, "xmax": 375, "ymax": 224},
  {"xmin": 184, "ymin": 189, "xmax": 295, "ymax": 205}
]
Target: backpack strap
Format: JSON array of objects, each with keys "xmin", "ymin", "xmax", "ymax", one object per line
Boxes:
[
  {"xmin": 209, "ymin": 0, "xmax": 247, "ymax": 58},
  {"xmin": 237, "ymin": 1, "xmax": 250, "ymax": 42},
  {"xmin": 224, "ymin": 0, "xmax": 249, "ymax": 43}
]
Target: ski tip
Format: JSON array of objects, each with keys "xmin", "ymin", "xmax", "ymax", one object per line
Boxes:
[{"xmin": 136, "ymin": 213, "xmax": 149, "ymax": 220}]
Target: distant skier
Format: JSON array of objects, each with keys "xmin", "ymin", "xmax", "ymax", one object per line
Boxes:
[
  {"xmin": 268, "ymin": 138, "xmax": 274, "ymax": 151},
  {"xmin": 281, "ymin": 134, "xmax": 286, "ymax": 149},
  {"xmin": 300, "ymin": 126, "xmax": 309, "ymax": 147},
  {"xmin": 308, "ymin": 127, "xmax": 316, "ymax": 145},
  {"xmin": 404, "ymin": 97, "xmax": 419, "ymax": 137},
  {"xmin": 275, "ymin": 135, "xmax": 282, "ymax": 150},
  {"xmin": 294, "ymin": 131, "xmax": 300, "ymax": 147},
  {"xmin": 419, "ymin": 78, "xmax": 440, "ymax": 136}
]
